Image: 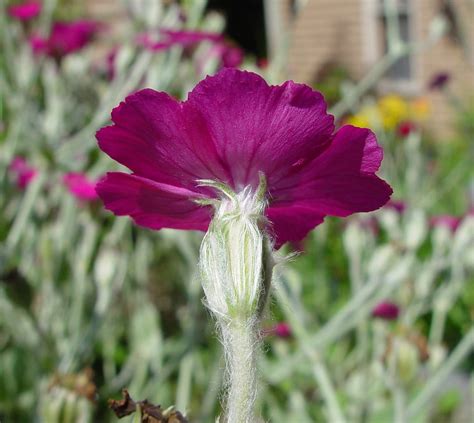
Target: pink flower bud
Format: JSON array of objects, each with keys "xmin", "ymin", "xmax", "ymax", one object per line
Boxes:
[
  {"xmin": 9, "ymin": 156, "xmax": 38, "ymax": 189},
  {"xmin": 8, "ymin": 1, "xmax": 41, "ymax": 21},
  {"xmin": 372, "ymin": 301, "xmax": 400, "ymax": 320},
  {"xmin": 63, "ymin": 172, "xmax": 99, "ymax": 202}
]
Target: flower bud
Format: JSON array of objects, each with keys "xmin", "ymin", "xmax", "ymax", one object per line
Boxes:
[
  {"xmin": 198, "ymin": 177, "xmax": 270, "ymax": 320},
  {"xmin": 372, "ymin": 301, "xmax": 400, "ymax": 320},
  {"xmin": 404, "ymin": 210, "xmax": 427, "ymax": 250},
  {"xmin": 387, "ymin": 337, "xmax": 419, "ymax": 385},
  {"xmin": 368, "ymin": 245, "xmax": 396, "ymax": 276},
  {"xmin": 429, "ymin": 344, "xmax": 447, "ymax": 370}
]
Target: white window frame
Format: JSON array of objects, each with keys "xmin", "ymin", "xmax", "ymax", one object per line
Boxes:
[{"xmin": 370, "ymin": 0, "xmax": 422, "ymax": 95}]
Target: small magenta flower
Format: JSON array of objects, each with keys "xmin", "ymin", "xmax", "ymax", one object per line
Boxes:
[
  {"xmin": 428, "ymin": 72, "xmax": 450, "ymax": 90},
  {"xmin": 274, "ymin": 322, "xmax": 292, "ymax": 338},
  {"xmin": 217, "ymin": 43, "xmax": 244, "ymax": 68},
  {"xmin": 137, "ymin": 29, "xmax": 223, "ymax": 51},
  {"xmin": 138, "ymin": 29, "xmax": 243, "ymax": 69},
  {"xmin": 160, "ymin": 28, "xmax": 223, "ymax": 46},
  {"xmin": 8, "ymin": 1, "xmax": 41, "ymax": 21},
  {"xmin": 9, "ymin": 156, "xmax": 38, "ymax": 189},
  {"xmin": 105, "ymin": 48, "xmax": 117, "ymax": 80},
  {"xmin": 397, "ymin": 121, "xmax": 417, "ymax": 138},
  {"xmin": 257, "ymin": 58, "xmax": 269, "ymax": 69},
  {"xmin": 261, "ymin": 322, "xmax": 292, "ymax": 339},
  {"xmin": 30, "ymin": 20, "xmax": 101, "ymax": 59},
  {"xmin": 430, "ymin": 215, "xmax": 462, "ymax": 233},
  {"xmin": 63, "ymin": 172, "xmax": 98, "ymax": 202},
  {"xmin": 385, "ymin": 199, "xmax": 407, "ymax": 214},
  {"xmin": 262, "ymin": 322, "xmax": 292, "ymax": 339},
  {"xmin": 96, "ymin": 69, "xmax": 392, "ymax": 248},
  {"xmin": 372, "ymin": 301, "xmax": 400, "ymax": 320}
]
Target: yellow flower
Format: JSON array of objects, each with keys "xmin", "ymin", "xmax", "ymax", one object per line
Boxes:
[
  {"xmin": 346, "ymin": 105, "xmax": 379, "ymax": 128},
  {"xmin": 378, "ymin": 94, "xmax": 409, "ymax": 130},
  {"xmin": 346, "ymin": 114, "xmax": 370, "ymax": 128}
]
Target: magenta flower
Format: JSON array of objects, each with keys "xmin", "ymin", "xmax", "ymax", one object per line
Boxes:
[
  {"xmin": 138, "ymin": 29, "xmax": 243, "ymax": 69},
  {"xmin": 30, "ymin": 20, "xmax": 101, "ymax": 59},
  {"xmin": 372, "ymin": 301, "xmax": 400, "ymax": 320},
  {"xmin": 138, "ymin": 29, "xmax": 223, "ymax": 51},
  {"xmin": 8, "ymin": 1, "xmax": 41, "ymax": 21},
  {"xmin": 160, "ymin": 28, "xmax": 223, "ymax": 46},
  {"xmin": 274, "ymin": 322, "xmax": 292, "ymax": 338},
  {"xmin": 9, "ymin": 157, "xmax": 38, "ymax": 189},
  {"xmin": 216, "ymin": 43, "xmax": 244, "ymax": 68},
  {"xmin": 105, "ymin": 48, "xmax": 118, "ymax": 80},
  {"xmin": 96, "ymin": 69, "xmax": 392, "ymax": 247},
  {"xmin": 385, "ymin": 199, "xmax": 407, "ymax": 214},
  {"xmin": 261, "ymin": 322, "xmax": 292, "ymax": 339},
  {"xmin": 428, "ymin": 72, "xmax": 450, "ymax": 91},
  {"xmin": 63, "ymin": 172, "xmax": 98, "ymax": 202},
  {"xmin": 430, "ymin": 215, "xmax": 462, "ymax": 233},
  {"xmin": 397, "ymin": 121, "xmax": 416, "ymax": 138},
  {"xmin": 257, "ymin": 58, "xmax": 269, "ymax": 69}
]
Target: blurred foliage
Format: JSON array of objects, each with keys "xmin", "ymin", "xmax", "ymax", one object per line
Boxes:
[
  {"xmin": 312, "ymin": 64, "xmax": 352, "ymax": 106},
  {"xmin": 456, "ymin": 95, "xmax": 474, "ymax": 137}
]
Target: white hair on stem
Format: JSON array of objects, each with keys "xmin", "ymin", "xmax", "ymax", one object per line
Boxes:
[{"xmin": 198, "ymin": 174, "xmax": 274, "ymax": 423}]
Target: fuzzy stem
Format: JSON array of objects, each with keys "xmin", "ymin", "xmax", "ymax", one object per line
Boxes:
[
  {"xmin": 221, "ymin": 317, "xmax": 259, "ymax": 423},
  {"xmin": 198, "ymin": 177, "xmax": 271, "ymax": 422}
]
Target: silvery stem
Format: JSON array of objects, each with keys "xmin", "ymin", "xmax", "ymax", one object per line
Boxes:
[
  {"xmin": 221, "ymin": 317, "xmax": 259, "ymax": 423},
  {"xmin": 197, "ymin": 176, "xmax": 271, "ymax": 423}
]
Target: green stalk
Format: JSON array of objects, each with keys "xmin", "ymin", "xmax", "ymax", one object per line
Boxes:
[{"xmin": 407, "ymin": 327, "xmax": 474, "ymax": 418}]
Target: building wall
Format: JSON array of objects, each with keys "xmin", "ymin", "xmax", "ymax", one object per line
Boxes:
[
  {"xmin": 284, "ymin": 0, "xmax": 366, "ymax": 83},
  {"xmin": 278, "ymin": 0, "xmax": 474, "ymax": 136},
  {"xmin": 417, "ymin": 0, "xmax": 474, "ymax": 135}
]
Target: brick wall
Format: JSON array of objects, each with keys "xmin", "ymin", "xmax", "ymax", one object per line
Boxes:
[
  {"xmin": 279, "ymin": 0, "xmax": 474, "ymax": 136},
  {"xmin": 285, "ymin": 0, "xmax": 365, "ymax": 83}
]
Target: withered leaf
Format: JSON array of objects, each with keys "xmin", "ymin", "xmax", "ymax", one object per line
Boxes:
[
  {"xmin": 108, "ymin": 389, "xmax": 137, "ymax": 418},
  {"xmin": 109, "ymin": 389, "xmax": 189, "ymax": 422}
]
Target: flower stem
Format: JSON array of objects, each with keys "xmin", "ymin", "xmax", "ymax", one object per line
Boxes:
[
  {"xmin": 407, "ymin": 327, "xmax": 474, "ymax": 419},
  {"xmin": 393, "ymin": 384, "xmax": 407, "ymax": 423},
  {"xmin": 221, "ymin": 317, "xmax": 259, "ymax": 423},
  {"xmin": 310, "ymin": 359, "xmax": 347, "ymax": 423}
]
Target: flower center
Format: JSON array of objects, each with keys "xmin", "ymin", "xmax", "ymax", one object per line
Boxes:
[{"xmin": 197, "ymin": 171, "xmax": 268, "ymax": 221}]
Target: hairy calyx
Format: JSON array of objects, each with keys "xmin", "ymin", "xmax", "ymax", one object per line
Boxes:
[
  {"xmin": 197, "ymin": 173, "xmax": 274, "ymax": 423},
  {"xmin": 198, "ymin": 173, "xmax": 271, "ymax": 319}
]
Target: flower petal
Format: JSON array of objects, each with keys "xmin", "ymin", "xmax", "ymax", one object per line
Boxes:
[
  {"xmin": 96, "ymin": 172, "xmax": 212, "ymax": 231},
  {"xmin": 184, "ymin": 68, "xmax": 334, "ymax": 190},
  {"xmin": 8, "ymin": 1, "xmax": 41, "ymax": 21},
  {"xmin": 266, "ymin": 205, "xmax": 325, "ymax": 248},
  {"xmin": 272, "ymin": 125, "xmax": 392, "ymax": 217},
  {"xmin": 97, "ymin": 89, "xmax": 231, "ymax": 191}
]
